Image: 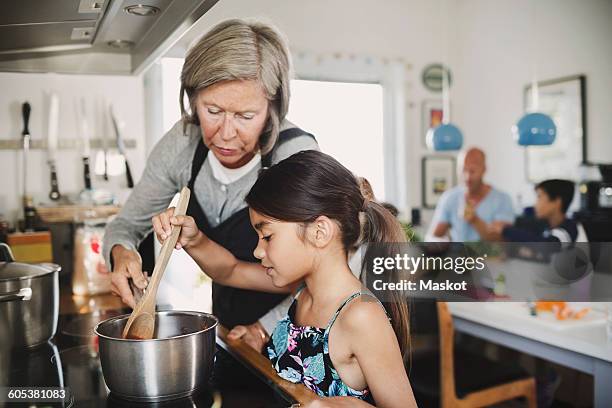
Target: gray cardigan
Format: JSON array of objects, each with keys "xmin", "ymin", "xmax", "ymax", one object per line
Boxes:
[{"xmin": 103, "ymin": 119, "xmax": 319, "ymax": 332}]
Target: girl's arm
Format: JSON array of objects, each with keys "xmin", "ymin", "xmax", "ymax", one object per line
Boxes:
[
  {"xmin": 152, "ymin": 209, "xmax": 295, "ymax": 294},
  {"xmin": 333, "ymin": 301, "xmax": 418, "ymax": 408}
]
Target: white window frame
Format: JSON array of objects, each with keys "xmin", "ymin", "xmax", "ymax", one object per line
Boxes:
[{"xmin": 292, "ymin": 53, "xmax": 408, "ymax": 216}]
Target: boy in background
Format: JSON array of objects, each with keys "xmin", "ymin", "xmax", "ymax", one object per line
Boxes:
[{"xmin": 490, "ymin": 179, "xmax": 577, "ymax": 246}]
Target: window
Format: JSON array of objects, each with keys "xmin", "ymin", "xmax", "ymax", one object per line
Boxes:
[{"xmin": 287, "ymin": 80, "xmax": 386, "ymax": 199}]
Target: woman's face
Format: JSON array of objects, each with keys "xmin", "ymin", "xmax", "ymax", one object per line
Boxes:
[
  {"xmin": 196, "ymin": 80, "xmax": 269, "ymax": 169},
  {"xmin": 250, "ymin": 209, "xmax": 314, "ymax": 288}
]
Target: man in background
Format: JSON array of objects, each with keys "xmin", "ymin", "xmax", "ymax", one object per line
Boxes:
[{"xmin": 428, "ymin": 147, "xmax": 514, "ymax": 241}]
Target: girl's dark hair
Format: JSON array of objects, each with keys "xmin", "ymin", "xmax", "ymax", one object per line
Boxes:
[{"xmin": 246, "ymin": 150, "xmax": 410, "ymax": 356}]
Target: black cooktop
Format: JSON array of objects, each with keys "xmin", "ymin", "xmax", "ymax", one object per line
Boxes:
[{"xmin": 4, "ymin": 310, "xmax": 294, "ymax": 408}]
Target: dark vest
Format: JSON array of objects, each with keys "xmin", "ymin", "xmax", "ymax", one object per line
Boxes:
[{"xmin": 186, "ymin": 128, "xmax": 315, "ymax": 328}]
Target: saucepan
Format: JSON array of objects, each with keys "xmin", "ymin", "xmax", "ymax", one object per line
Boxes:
[
  {"xmin": 94, "ymin": 310, "xmax": 218, "ymax": 401},
  {"xmin": 0, "ymin": 243, "xmax": 60, "ymax": 349}
]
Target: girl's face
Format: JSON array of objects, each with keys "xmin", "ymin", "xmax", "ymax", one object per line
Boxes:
[
  {"xmin": 249, "ymin": 209, "xmax": 314, "ymax": 287},
  {"xmin": 196, "ymin": 79, "xmax": 269, "ymax": 169}
]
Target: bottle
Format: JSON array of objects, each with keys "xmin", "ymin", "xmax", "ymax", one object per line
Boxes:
[
  {"xmin": 0, "ymin": 214, "xmax": 8, "ymax": 243},
  {"xmin": 23, "ymin": 196, "xmax": 37, "ymax": 231},
  {"xmin": 493, "ymin": 273, "xmax": 507, "ymax": 297}
]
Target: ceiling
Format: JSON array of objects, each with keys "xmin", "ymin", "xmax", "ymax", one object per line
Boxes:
[{"xmin": 0, "ymin": 0, "xmax": 219, "ymax": 75}]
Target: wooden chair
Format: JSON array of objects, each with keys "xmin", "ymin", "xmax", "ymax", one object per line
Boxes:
[{"xmin": 409, "ymin": 302, "xmax": 537, "ymax": 408}]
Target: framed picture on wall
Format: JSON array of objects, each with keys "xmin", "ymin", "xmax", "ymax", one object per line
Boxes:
[
  {"xmin": 421, "ymin": 100, "xmax": 444, "ymax": 146},
  {"xmin": 422, "ymin": 156, "xmax": 457, "ymax": 209},
  {"xmin": 524, "ymin": 75, "xmax": 586, "ymax": 182}
]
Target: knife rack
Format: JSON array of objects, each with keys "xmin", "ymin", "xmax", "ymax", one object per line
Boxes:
[{"xmin": 0, "ymin": 138, "xmax": 136, "ymax": 150}]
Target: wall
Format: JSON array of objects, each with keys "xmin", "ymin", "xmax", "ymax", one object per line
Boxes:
[
  {"xmin": 452, "ymin": 0, "xmax": 612, "ymax": 208},
  {"xmin": 166, "ymin": 0, "xmax": 612, "ymax": 222},
  {"xmin": 0, "ymin": 72, "xmax": 146, "ymax": 224},
  {"xmin": 143, "ymin": 57, "xmax": 185, "ymax": 156}
]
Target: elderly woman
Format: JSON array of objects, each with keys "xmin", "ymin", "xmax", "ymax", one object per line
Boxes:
[{"xmin": 103, "ymin": 19, "xmax": 318, "ymax": 349}]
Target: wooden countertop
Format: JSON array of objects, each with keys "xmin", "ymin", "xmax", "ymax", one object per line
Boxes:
[{"xmin": 37, "ymin": 204, "xmax": 121, "ymax": 223}]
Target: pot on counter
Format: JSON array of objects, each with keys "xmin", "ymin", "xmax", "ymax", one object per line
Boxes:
[
  {"xmin": 95, "ymin": 310, "xmax": 218, "ymax": 402},
  {"xmin": 0, "ymin": 243, "xmax": 61, "ymax": 349}
]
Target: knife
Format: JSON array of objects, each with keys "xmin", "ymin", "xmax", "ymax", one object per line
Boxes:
[
  {"xmin": 100, "ymin": 98, "xmax": 108, "ymax": 181},
  {"xmin": 109, "ymin": 105, "xmax": 134, "ymax": 188},
  {"xmin": 21, "ymin": 102, "xmax": 36, "ymax": 231},
  {"xmin": 47, "ymin": 93, "xmax": 61, "ymax": 201},
  {"xmin": 78, "ymin": 99, "xmax": 92, "ymax": 190},
  {"xmin": 21, "ymin": 102, "xmax": 31, "ymax": 201}
]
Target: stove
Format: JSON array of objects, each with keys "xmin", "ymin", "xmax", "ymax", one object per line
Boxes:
[{"xmin": 4, "ymin": 310, "xmax": 294, "ymax": 407}]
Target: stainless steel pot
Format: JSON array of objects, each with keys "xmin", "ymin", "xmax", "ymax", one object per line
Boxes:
[
  {"xmin": 0, "ymin": 243, "xmax": 60, "ymax": 349},
  {"xmin": 95, "ymin": 310, "xmax": 218, "ymax": 401}
]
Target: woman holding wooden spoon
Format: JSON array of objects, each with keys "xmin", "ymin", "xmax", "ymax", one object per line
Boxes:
[{"xmin": 103, "ymin": 19, "xmax": 318, "ymax": 350}]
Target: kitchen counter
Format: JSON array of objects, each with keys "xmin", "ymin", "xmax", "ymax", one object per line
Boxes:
[
  {"xmin": 36, "ymin": 204, "xmax": 121, "ymax": 224},
  {"xmin": 6, "ymin": 289, "xmax": 301, "ymax": 408},
  {"xmin": 60, "ymin": 289, "xmax": 125, "ymax": 316}
]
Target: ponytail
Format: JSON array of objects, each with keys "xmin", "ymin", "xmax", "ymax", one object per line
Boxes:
[{"xmin": 360, "ymin": 200, "xmax": 411, "ymax": 358}]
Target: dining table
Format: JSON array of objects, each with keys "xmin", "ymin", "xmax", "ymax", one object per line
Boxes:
[
  {"xmin": 444, "ymin": 253, "xmax": 612, "ymax": 407},
  {"xmin": 448, "ymin": 301, "xmax": 612, "ymax": 407}
]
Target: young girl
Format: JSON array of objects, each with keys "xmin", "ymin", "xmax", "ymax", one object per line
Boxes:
[{"xmin": 152, "ymin": 150, "xmax": 416, "ymax": 407}]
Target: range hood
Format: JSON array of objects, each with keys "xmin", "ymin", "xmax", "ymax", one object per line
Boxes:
[{"xmin": 0, "ymin": 0, "xmax": 219, "ymax": 75}]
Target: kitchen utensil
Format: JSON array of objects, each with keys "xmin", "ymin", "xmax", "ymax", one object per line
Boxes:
[
  {"xmin": 47, "ymin": 93, "xmax": 61, "ymax": 201},
  {"xmin": 109, "ymin": 104, "xmax": 134, "ymax": 188},
  {"xmin": 101, "ymin": 98, "xmax": 109, "ymax": 181},
  {"xmin": 122, "ymin": 186, "xmax": 190, "ymax": 340},
  {"xmin": 0, "ymin": 243, "xmax": 61, "ymax": 349},
  {"xmin": 78, "ymin": 98, "xmax": 92, "ymax": 190},
  {"xmin": 95, "ymin": 310, "xmax": 218, "ymax": 401},
  {"xmin": 21, "ymin": 102, "xmax": 30, "ymax": 197},
  {"xmin": 21, "ymin": 102, "xmax": 36, "ymax": 231},
  {"xmin": 129, "ymin": 273, "xmax": 146, "ymax": 304}
]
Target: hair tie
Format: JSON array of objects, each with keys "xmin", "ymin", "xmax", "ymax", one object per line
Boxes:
[{"xmin": 361, "ymin": 197, "xmax": 370, "ymax": 212}]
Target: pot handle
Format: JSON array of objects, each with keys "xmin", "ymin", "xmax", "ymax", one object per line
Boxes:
[
  {"xmin": 0, "ymin": 243, "xmax": 15, "ymax": 262},
  {"xmin": 0, "ymin": 287, "xmax": 32, "ymax": 303}
]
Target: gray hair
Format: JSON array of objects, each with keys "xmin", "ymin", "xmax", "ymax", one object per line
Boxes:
[{"xmin": 180, "ymin": 19, "xmax": 292, "ymax": 154}]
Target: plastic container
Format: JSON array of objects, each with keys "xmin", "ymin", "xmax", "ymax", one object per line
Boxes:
[{"xmin": 72, "ymin": 218, "xmax": 111, "ymax": 296}]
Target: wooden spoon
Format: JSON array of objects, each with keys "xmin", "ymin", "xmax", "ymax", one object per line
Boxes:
[{"xmin": 122, "ymin": 186, "xmax": 191, "ymax": 340}]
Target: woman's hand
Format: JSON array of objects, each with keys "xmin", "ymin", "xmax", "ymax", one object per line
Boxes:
[
  {"xmin": 151, "ymin": 207, "xmax": 204, "ymax": 250},
  {"xmin": 226, "ymin": 322, "xmax": 270, "ymax": 352},
  {"xmin": 110, "ymin": 245, "xmax": 148, "ymax": 308}
]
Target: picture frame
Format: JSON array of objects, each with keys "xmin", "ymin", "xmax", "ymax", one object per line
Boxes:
[
  {"xmin": 524, "ymin": 75, "xmax": 587, "ymax": 182},
  {"xmin": 422, "ymin": 156, "xmax": 457, "ymax": 209},
  {"xmin": 421, "ymin": 99, "xmax": 444, "ymax": 147}
]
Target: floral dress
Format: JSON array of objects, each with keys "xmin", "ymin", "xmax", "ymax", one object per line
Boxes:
[{"xmin": 266, "ymin": 288, "xmax": 388, "ymax": 400}]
